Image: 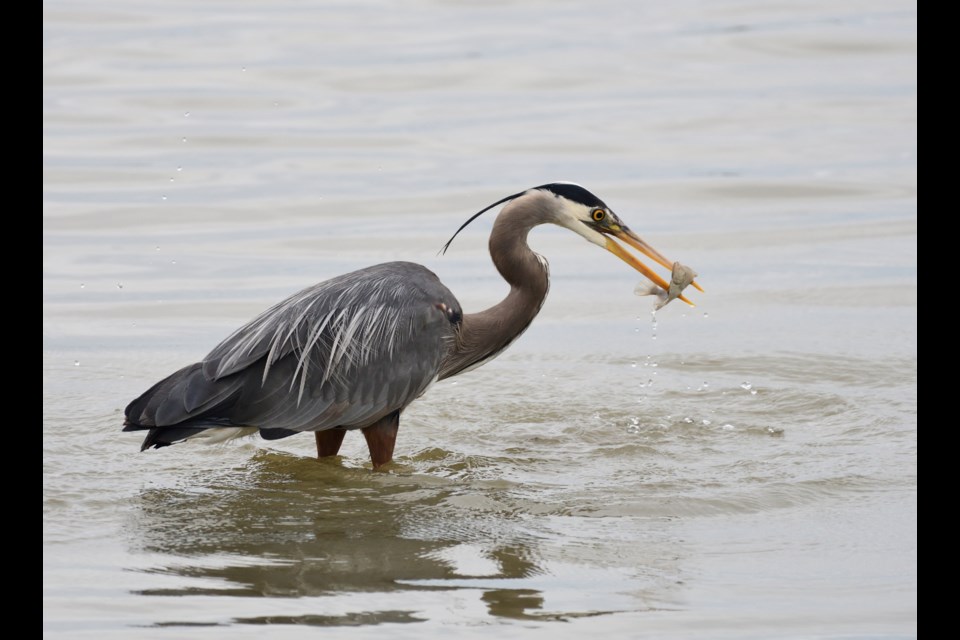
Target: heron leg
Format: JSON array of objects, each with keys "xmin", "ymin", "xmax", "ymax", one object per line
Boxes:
[
  {"xmin": 315, "ymin": 429, "xmax": 347, "ymax": 458},
  {"xmin": 362, "ymin": 411, "xmax": 400, "ymax": 470}
]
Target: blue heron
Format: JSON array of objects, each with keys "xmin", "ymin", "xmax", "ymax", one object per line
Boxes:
[{"xmin": 123, "ymin": 183, "xmax": 699, "ymax": 468}]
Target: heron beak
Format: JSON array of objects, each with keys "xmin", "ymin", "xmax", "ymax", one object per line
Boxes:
[{"xmin": 603, "ymin": 227, "xmax": 702, "ymax": 306}]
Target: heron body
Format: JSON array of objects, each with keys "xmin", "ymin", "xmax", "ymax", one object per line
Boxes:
[{"xmin": 123, "ymin": 183, "xmax": 698, "ymax": 468}]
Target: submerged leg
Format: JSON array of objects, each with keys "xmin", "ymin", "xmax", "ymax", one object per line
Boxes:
[
  {"xmin": 362, "ymin": 411, "xmax": 400, "ymax": 470},
  {"xmin": 315, "ymin": 429, "xmax": 347, "ymax": 458}
]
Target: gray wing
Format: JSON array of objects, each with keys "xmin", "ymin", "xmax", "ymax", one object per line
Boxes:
[{"xmin": 124, "ymin": 262, "xmax": 462, "ymax": 440}]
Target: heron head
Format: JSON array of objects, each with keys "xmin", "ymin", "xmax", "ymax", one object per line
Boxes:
[
  {"xmin": 441, "ymin": 182, "xmax": 700, "ymax": 304},
  {"xmin": 529, "ymin": 183, "xmax": 701, "ymax": 303}
]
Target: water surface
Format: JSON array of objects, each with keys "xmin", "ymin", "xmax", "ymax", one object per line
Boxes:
[{"xmin": 44, "ymin": 1, "xmax": 917, "ymax": 637}]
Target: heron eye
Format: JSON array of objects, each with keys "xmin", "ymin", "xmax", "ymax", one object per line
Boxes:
[{"xmin": 591, "ymin": 209, "xmax": 605, "ymax": 222}]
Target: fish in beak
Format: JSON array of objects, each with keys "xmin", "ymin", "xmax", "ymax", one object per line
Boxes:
[{"xmin": 602, "ymin": 226, "xmax": 702, "ymax": 306}]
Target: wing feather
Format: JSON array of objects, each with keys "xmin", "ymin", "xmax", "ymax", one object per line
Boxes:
[{"xmin": 124, "ymin": 262, "xmax": 462, "ymax": 444}]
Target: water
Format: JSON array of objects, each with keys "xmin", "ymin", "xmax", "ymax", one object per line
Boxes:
[{"xmin": 43, "ymin": 1, "xmax": 916, "ymax": 637}]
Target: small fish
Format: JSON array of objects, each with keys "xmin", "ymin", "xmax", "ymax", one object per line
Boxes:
[{"xmin": 634, "ymin": 262, "xmax": 698, "ymax": 310}]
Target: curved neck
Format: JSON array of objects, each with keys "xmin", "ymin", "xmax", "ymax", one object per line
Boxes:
[{"xmin": 439, "ymin": 197, "xmax": 552, "ymax": 379}]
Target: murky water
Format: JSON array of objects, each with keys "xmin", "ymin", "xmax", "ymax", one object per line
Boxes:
[{"xmin": 44, "ymin": 1, "xmax": 916, "ymax": 637}]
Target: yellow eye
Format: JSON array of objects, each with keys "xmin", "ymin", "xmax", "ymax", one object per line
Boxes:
[{"xmin": 591, "ymin": 209, "xmax": 605, "ymax": 222}]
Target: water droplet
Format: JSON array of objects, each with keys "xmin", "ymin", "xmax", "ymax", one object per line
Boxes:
[
  {"xmin": 181, "ymin": 137, "xmax": 187, "ymax": 143},
  {"xmin": 703, "ymin": 312, "xmax": 709, "ymax": 319},
  {"xmin": 650, "ymin": 363, "xmax": 658, "ymax": 368},
  {"xmin": 751, "ymin": 389, "xmax": 758, "ymax": 395},
  {"xmin": 73, "ymin": 360, "xmax": 80, "ymax": 367},
  {"xmin": 241, "ymin": 66, "xmax": 247, "ymax": 72},
  {"xmin": 683, "ymin": 417, "xmax": 693, "ymax": 424},
  {"xmin": 702, "ymin": 381, "xmax": 709, "ymax": 388},
  {"xmin": 184, "ymin": 111, "xmax": 190, "ymax": 117},
  {"xmin": 171, "ymin": 260, "xmax": 176, "ymax": 265},
  {"xmin": 176, "ymin": 166, "xmax": 183, "ymax": 172},
  {"xmin": 701, "ymin": 419, "xmax": 712, "ymax": 426},
  {"xmin": 155, "ymin": 246, "xmax": 160, "ymax": 251},
  {"xmin": 740, "ymin": 382, "xmax": 752, "ymax": 391},
  {"xmin": 626, "ymin": 424, "xmax": 640, "ymax": 435},
  {"xmin": 169, "ymin": 177, "xmax": 174, "ymax": 183},
  {"xmin": 646, "ymin": 378, "xmax": 653, "ymax": 387},
  {"xmin": 721, "ymin": 423, "xmax": 735, "ymax": 430},
  {"xmin": 630, "ymin": 361, "xmax": 637, "ymax": 368},
  {"xmin": 766, "ymin": 426, "xmax": 783, "ymax": 435},
  {"xmin": 273, "ymin": 101, "xmax": 279, "ymax": 107},
  {"xmin": 117, "ymin": 283, "xmax": 123, "ymax": 289},
  {"xmin": 79, "ymin": 283, "xmax": 85, "ymax": 289},
  {"xmin": 161, "ymin": 195, "xmax": 167, "ymax": 201}
]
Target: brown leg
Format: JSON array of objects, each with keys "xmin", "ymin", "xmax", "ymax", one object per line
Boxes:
[
  {"xmin": 315, "ymin": 429, "xmax": 347, "ymax": 458},
  {"xmin": 361, "ymin": 411, "xmax": 400, "ymax": 470}
]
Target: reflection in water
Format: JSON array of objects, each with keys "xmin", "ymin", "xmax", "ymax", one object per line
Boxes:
[
  {"xmin": 133, "ymin": 453, "xmax": 472, "ymax": 595},
  {"xmin": 233, "ymin": 611, "xmax": 426, "ymax": 627},
  {"xmin": 128, "ymin": 450, "xmax": 668, "ymax": 625},
  {"xmin": 482, "ymin": 589, "xmax": 544, "ymax": 621}
]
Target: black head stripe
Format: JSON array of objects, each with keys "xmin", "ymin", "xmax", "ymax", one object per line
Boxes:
[{"xmin": 532, "ymin": 183, "xmax": 606, "ymax": 209}]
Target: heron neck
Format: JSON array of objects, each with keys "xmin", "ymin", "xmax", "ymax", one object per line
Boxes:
[{"xmin": 439, "ymin": 203, "xmax": 550, "ymax": 379}]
